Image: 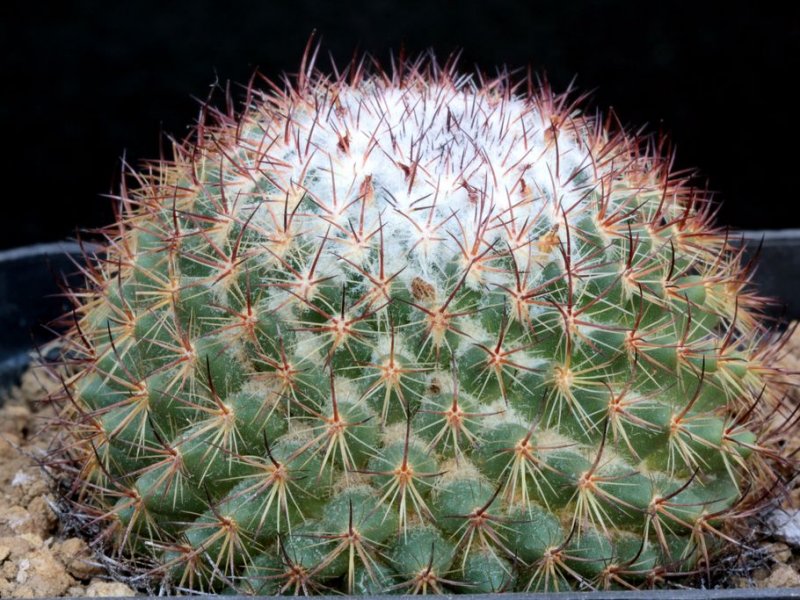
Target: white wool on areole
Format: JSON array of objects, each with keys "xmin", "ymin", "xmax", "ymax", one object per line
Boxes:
[{"xmin": 229, "ymin": 83, "xmax": 607, "ymax": 296}]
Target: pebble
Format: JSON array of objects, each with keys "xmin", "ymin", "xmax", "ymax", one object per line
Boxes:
[
  {"xmin": 83, "ymin": 579, "xmax": 137, "ymax": 597},
  {"xmin": 762, "ymin": 563, "xmax": 800, "ymax": 588},
  {"xmin": 769, "ymin": 509, "xmax": 800, "ymax": 546}
]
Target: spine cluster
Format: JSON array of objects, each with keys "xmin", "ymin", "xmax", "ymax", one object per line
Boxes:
[{"xmin": 48, "ymin": 50, "xmax": 797, "ymax": 594}]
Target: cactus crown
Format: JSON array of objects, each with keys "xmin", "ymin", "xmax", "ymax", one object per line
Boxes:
[{"xmin": 49, "ymin": 48, "xmax": 796, "ymax": 594}]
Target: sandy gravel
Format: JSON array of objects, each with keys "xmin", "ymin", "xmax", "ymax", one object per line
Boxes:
[{"xmin": 0, "ymin": 367, "xmax": 137, "ymax": 598}]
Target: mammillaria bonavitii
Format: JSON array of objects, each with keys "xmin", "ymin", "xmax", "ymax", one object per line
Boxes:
[{"xmin": 46, "ymin": 49, "xmax": 798, "ymax": 593}]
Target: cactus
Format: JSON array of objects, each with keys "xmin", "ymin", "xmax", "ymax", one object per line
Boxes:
[{"xmin": 47, "ymin": 48, "xmax": 797, "ymax": 594}]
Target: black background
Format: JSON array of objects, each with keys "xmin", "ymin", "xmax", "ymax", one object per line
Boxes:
[{"xmin": 2, "ymin": 1, "xmax": 798, "ymax": 250}]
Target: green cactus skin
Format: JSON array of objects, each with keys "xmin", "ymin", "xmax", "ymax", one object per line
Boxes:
[{"xmin": 48, "ymin": 49, "xmax": 796, "ymax": 594}]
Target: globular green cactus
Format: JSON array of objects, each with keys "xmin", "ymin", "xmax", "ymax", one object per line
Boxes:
[{"xmin": 48, "ymin": 49, "xmax": 797, "ymax": 594}]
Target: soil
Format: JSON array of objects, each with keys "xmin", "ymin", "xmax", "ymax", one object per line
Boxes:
[
  {"xmin": 0, "ymin": 367, "xmax": 136, "ymax": 598},
  {"xmin": 3, "ymin": 330, "xmax": 800, "ymax": 597}
]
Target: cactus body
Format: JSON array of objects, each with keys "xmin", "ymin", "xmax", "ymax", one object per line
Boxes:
[{"xmin": 51, "ymin": 54, "xmax": 795, "ymax": 593}]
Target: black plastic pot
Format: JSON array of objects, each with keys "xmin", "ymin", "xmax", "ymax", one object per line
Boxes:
[
  {"xmin": 2, "ymin": 233, "xmax": 800, "ymax": 600},
  {"xmin": 0, "ymin": 241, "xmax": 92, "ymax": 388}
]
